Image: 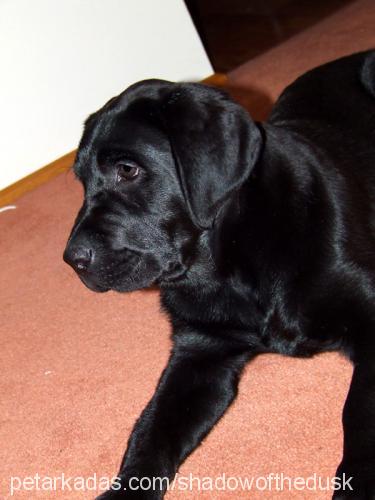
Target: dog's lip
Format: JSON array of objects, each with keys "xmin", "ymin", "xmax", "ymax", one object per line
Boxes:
[
  {"xmin": 75, "ymin": 250, "xmax": 144, "ymax": 292},
  {"xmin": 157, "ymin": 261, "xmax": 188, "ymax": 284}
]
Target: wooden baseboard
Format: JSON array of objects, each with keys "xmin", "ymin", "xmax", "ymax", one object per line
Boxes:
[
  {"xmin": 0, "ymin": 73, "xmax": 227, "ymax": 206},
  {"xmin": 0, "ymin": 151, "xmax": 76, "ymax": 206},
  {"xmin": 202, "ymin": 73, "xmax": 228, "ymax": 86}
]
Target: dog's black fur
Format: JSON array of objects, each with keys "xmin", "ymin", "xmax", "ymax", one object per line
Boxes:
[{"xmin": 64, "ymin": 51, "xmax": 375, "ymax": 499}]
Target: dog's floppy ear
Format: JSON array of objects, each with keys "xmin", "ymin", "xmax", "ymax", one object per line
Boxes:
[{"xmin": 160, "ymin": 83, "xmax": 262, "ymax": 229}]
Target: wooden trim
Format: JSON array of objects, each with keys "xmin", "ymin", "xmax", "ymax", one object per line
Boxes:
[
  {"xmin": 0, "ymin": 73, "xmax": 227, "ymax": 206},
  {"xmin": 0, "ymin": 151, "xmax": 76, "ymax": 206},
  {"xmin": 202, "ymin": 73, "xmax": 228, "ymax": 87}
]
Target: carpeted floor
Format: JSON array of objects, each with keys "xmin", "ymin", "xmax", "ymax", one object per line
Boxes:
[{"xmin": 1, "ymin": 0, "xmax": 374, "ymax": 498}]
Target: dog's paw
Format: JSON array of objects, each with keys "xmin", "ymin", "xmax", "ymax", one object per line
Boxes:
[
  {"xmin": 333, "ymin": 465, "xmax": 375, "ymax": 499},
  {"xmin": 96, "ymin": 488, "xmax": 143, "ymax": 499},
  {"xmin": 333, "ymin": 484, "xmax": 375, "ymax": 500},
  {"xmin": 96, "ymin": 489, "xmax": 151, "ymax": 499},
  {"xmin": 95, "ymin": 480, "xmax": 163, "ymax": 500},
  {"xmin": 96, "ymin": 491, "xmax": 161, "ymax": 500},
  {"xmin": 96, "ymin": 489, "xmax": 122, "ymax": 499}
]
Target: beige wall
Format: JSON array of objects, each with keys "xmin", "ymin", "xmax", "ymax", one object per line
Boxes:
[{"xmin": 0, "ymin": 0, "xmax": 212, "ymax": 189}]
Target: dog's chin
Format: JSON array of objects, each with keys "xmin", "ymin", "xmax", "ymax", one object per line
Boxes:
[
  {"xmin": 78, "ymin": 274, "xmax": 110, "ymax": 293},
  {"xmin": 78, "ymin": 273, "xmax": 144, "ymax": 293},
  {"xmin": 111, "ymin": 278, "xmax": 155, "ymax": 293},
  {"xmin": 78, "ymin": 268, "xmax": 158, "ymax": 294}
]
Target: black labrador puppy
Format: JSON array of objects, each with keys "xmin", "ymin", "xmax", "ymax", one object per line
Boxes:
[{"xmin": 64, "ymin": 51, "xmax": 375, "ymax": 499}]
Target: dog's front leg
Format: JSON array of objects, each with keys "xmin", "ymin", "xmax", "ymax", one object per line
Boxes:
[
  {"xmin": 97, "ymin": 332, "xmax": 250, "ymax": 499},
  {"xmin": 334, "ymin": 361, "xmax": 375, "ymax": 499}
]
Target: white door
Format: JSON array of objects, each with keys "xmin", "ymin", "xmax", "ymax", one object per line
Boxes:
[{"xmin": 0, "ymin": 0, "xmax": 212, "ymax": 189}]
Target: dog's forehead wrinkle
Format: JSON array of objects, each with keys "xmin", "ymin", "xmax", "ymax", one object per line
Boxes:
[
  {"xmin": 75, "ymin": 126, "xmax": 112, "ymax": 181},
  {"xmin": 93, "ymin": 133, "xmax": 177, "ymax": 185}
]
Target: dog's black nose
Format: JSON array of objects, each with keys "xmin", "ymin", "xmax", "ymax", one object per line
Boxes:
[{"xmin": 63, "ymin": 246, "xmax": 93, "ymax": 272}]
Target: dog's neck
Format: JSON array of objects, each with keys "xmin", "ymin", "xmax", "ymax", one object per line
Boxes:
[{"xmin": 206, "ymin": 124, "xmax": 332, "ymax": 285}]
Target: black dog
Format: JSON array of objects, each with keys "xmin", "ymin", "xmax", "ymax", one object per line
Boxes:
[{"xmin": 64, "ymin": 51, "xmax": 375, "ymax": 499}]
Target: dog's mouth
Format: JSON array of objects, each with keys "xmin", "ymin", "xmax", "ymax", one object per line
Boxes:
[
  {"xmin": 157, "ymin": 260, "xmax": 188, "ymax": 285},
  {"xmin": 75, "ymin": 256, "xmax": 187, "ymax": 293},
  {"xmin": 78, "ymin": 273, "xmax": 110, "ymax": 293},
  {"xmin": 76, "ymin": 253, "xmax": 143, "ymax": 292},
  {"xmin": 65, "ymin": 235, "xmax": 189, "ymax": 293}
]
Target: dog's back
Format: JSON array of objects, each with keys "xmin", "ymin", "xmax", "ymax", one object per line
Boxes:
[
  {"xmin": 268, "ymin": 51, "xmax": 375, "ymax": 246},
  {"xmin": 269, "ymin": 50, "xmax": 375, "ymax": 139}
]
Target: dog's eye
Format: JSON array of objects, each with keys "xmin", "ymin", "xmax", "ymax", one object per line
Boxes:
[{"xmin": 115, "ymin": 161, "xmax": 140, "ymax": 182}]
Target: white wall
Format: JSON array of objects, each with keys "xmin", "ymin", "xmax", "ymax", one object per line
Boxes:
[{"xmin": 0, "ymin": 0, "xmax": 212, "ymax": 189}]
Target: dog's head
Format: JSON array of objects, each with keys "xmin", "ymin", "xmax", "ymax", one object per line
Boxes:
[{"xmin": 63, "ymin": 79, "xmax": 262, "ymax": 292}]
